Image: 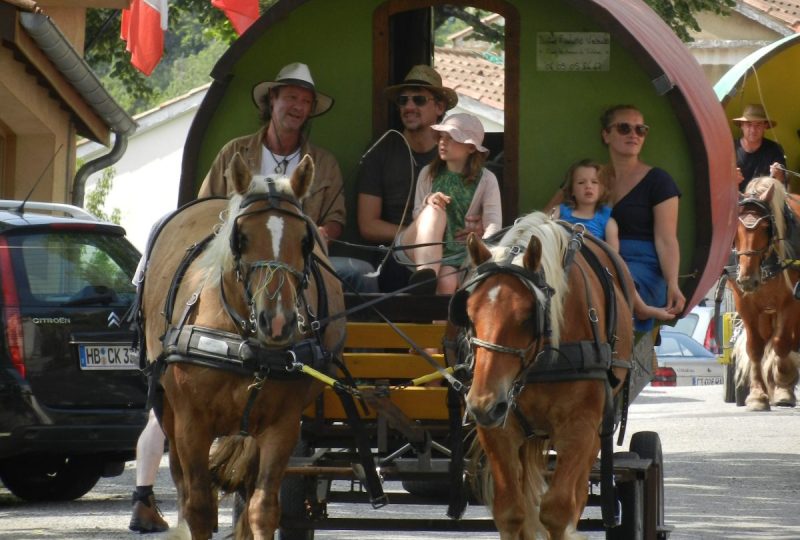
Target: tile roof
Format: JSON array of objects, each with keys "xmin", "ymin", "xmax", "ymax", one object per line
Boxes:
[
  {"xmin": 435, "ymin": 47, "xmax": 505, "ymax": 110},
  {"xmin": 741, "ymin": 0, "xmax": 800, "ymax": 30}
]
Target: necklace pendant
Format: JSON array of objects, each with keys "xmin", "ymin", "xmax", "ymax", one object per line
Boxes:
[{"xmin": 274, "ymin": 161, "xmax": 286, "ymax": 175}]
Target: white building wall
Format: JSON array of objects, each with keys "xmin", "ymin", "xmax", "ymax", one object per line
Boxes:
[{"xmin": 77, "ymin": 87, "xmax": 207, "ymax": 251}]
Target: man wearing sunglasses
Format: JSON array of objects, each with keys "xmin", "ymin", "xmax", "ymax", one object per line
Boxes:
[{"xmin": 355, "ymin": 65, "xmax": 461, "ymax": 292}]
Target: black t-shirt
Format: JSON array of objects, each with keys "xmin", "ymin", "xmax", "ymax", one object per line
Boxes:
[
  {"xmin": 611, "ymin": 167, "xmax": 681, "ymax": 241},
  {"xmin": 735, "ymin": 137, "xmax": 786, "ymax": 192},
  {"xmin": 356, "ymin": 132, "xmax": 437, "ymax": 227}
]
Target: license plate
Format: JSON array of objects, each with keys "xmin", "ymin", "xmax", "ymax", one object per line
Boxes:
[
  {"xmin": 693, "ymin": 376, "xmax": 723, "ymax": 385},
  {"xmin": 79, "ymin": 345, "xmax": 137, "ymax": 370}
]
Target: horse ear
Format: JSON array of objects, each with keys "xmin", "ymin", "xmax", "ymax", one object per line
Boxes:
[
  {"xmin": 227, "ymin": 152, "xmax": 252, "ymax": 194},
  {"xmin": 466, "ymin": 232, "xmax": 492, "ymax": 265},
  {"xmin": 523, "ymin": 235, "xmax": 542, "ymax": 272},
  {"xmin": 290, "ymin": 155, "xmax": 315, "ymax": 200},
  {"xmin": 759, "ymin": 182, "xmax": 775, "ymax": 203}
]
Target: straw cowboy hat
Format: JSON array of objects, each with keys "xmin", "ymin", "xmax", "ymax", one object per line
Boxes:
[
  {"xmin": 252, "ymin": 62, "xmax": 334, "ymax": 117},
  {"xmin": 431, "ymin": 113, "xmax": 489, "ymax": 154},
  {"xmin": 384, "ymin": 65, "xmax": 458, "ymax": 110},
  {"xmin": 732, "ymin": 104, "xmax": 777, "ymax": 128}
]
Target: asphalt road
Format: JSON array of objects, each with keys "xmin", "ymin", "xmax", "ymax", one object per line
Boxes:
[{"xmin": 1, "ymin": 384, "xmax": 799, "ymax": 539}]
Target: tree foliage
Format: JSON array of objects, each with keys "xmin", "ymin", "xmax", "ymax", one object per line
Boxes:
[
  {"xmin": 86, "ymin": 0, "xmax": 733, "ymax": 114},
  {"xmin": 644, "ymin": 0, "xmax": 737, "ymax": 41},
  {"xmin": 84, "ymin": 167, "xmax": 121, "ymax": 225}
]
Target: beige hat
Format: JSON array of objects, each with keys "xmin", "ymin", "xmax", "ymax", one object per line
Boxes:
[
  {"xmin": 431, "ymin": 113, "xmax": 488, "ymax": 154},
  {"xmin": 252, "ymin": 62, "xmax": 334, "ymax": 118},
  {"xmin": 384, "ymin": 65, "xmax": 458, "ymax": 110},
  {"xmin": 732, "ymin": 104, "xmax": 776, "ymax": 128}
]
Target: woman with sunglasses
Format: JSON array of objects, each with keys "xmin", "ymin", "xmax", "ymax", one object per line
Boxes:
[{"xmin": 601, "ymin": 104, "xmax": 685, "ymax": 331}]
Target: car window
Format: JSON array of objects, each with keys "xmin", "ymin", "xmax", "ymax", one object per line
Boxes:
[
  {"xmin": 672, "ymin": 313, "xmax": 698, "ymax": 338},
  {"xmin": 12, "ymin": 231, "xmax": 138, "ymax": 305},
  {"xmin": 657, "ymin": 332, "xmax": 715, "ymax": 357}
]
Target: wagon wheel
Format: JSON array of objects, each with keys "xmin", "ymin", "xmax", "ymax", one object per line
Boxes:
[
  {"xmin": 279, "ymin": 438, "xmax": 315, "ymax": 540},
  {"xmin": 630, "ymin": 431, "xmax": 665, "ymax": 539},
  {"xmin": 607, "ymin": 431, "xmax": 665, "ymax": 540}
]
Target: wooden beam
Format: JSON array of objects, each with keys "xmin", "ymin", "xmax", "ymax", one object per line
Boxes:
[{"xmin": 12, "ymin": 17, "xmax": 110, "ymax": 145}]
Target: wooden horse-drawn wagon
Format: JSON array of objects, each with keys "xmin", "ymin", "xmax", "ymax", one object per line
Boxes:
[{"xmin": 157, "ymin": 0, "xmax": 738, "ymax": 538}]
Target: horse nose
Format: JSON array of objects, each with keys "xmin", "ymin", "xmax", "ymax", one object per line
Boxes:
[
  {"xmin": 257, "ymin": 309, "xmax": 297, "ymax": 342},
  {"xmin": 466, "ymin": 399, "xmax": 509, "ymax": 428},
  {"xmin": 736, "ymin": 274, "xmax": 759, "ymax": 293}
]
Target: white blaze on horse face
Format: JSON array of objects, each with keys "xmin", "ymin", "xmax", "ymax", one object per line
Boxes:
[
  {"xmin": 487, "ymin": 285, "xmax": 501, "ymax": 304},
  {"xmin": 266, "ymin": 215, "xmax": 284, "ymax": 259}
]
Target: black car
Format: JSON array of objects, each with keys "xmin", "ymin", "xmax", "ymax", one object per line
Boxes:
[{"xmin": 0, "ymin": 200, "xmax": 147, "ymax": 501}]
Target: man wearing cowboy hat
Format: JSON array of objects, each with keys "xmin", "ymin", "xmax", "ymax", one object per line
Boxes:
[
  {"xmin": 733, "ymin": 103, "xmax": 786, "ymax": 192},
  {"xmin": 198, "ymin": 62, "xmax": 345, "ymax": 243},
  {"xmin": 356, "ymin": 64, "xmax": 480, "ymax": 292}
]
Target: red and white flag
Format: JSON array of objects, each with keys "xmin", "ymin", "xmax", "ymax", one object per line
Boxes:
[
  {"xmin": 212, "ymin": 0, "xmax": 259, "ymax": 35},
  {"xmin": 120, "ymin": 0, "xmax": 169, "ymax": 76}
]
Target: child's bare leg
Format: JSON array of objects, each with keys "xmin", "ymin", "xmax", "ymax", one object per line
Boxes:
[
  {"xmin": 436, "ymin": 265, "xmax": 460, "ymax": 295},
  {"xmin": 406, "ymin": 205, "xmax": 447, "ymax": 273}
]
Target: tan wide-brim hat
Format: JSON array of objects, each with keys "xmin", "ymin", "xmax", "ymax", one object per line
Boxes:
[
  {"xmin": 732, "ymin": 104, "xmax": 776, "ymax": 128},
  {"xmin": 252, "ymin": 62, "xmax": 334, "ymax": 118},
  {"xmin": 431, "ymin": 113, "xmax": 489, "ymax": 154},
  {"xmin": 384, "ymin": 65, "xmax": 458, "ymax": 110}
]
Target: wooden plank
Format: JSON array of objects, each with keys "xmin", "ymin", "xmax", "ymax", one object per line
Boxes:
[
  {"xmin": 304, "ymin": 386, "xmax": 450, "ymax": 420},
  {"xmin": 342, "ymin": 352, "xmax": 446, "ymax": 379},
  {"xmin": 345, "ymin": 322, "xmax": 446, "ymax": 349}
]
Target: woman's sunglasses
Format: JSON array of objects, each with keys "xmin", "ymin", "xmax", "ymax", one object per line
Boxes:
[
  {"xmin": 609, "ymin": 122, "xmax": 650, "ymax": 137},
  {"xmin": 396, "ymin": 95, "xmax": 434, "ymax": 107}
]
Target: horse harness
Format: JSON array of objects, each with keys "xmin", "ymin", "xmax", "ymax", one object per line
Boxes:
[
  {"xmin": 729, "ymin": 195, "xmax": 800, "ymax": 281},
  {"xmin": 449, "ymin": 224, "xmax": 631, "ymax": 410},
  {"xmin": 448, "ymin": 224, "xmax": 633, "ymax": 528},
  {"xmin": 154, "ymin": 181, "xmax": 338, "ymax": 434}
]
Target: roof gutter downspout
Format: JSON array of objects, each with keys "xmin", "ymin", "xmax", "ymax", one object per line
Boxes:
[
  {"xmin": 18, "ymin": 12, "xmax": 137, "ymax": 207},
  {"xmin": 72, "ymin": 132, "xmax": 127, "ymax": 207}
]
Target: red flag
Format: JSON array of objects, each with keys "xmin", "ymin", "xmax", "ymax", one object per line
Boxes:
[
  {"xmin": 212, "ymin": 0, "xmax": 258, "ymax": 35},
  {"xmin": 120, "ymin": 0, "xmax": 169, "ymax": 76}
]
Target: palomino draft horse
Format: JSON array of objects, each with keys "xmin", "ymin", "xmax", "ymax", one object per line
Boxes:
[
  {"xmin": 141, "ymin": 154, "xmax": 345, "ymax": 539},
  {"xmin": 450, "ymin": 212, "xmax": 634, "ymax": 539},
  {"xmin": 731, "ymin": 177, "xmax": 800, "ymax": 411}
]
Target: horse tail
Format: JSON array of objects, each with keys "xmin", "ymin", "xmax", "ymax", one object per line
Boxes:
[
  {"xmin": 733, "ymin": 329, "xmax": 750, "ymax": 387},
  {"xmin": 209, "ymin": 435, "xmax": 258, "ymax": 495}
]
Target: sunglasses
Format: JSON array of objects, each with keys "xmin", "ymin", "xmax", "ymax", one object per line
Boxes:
[
  {"xmin": 609, "ymin": 122, "xmax": 650, "ymax": 137},
  {"xmin": 396, "ymin": 95, "xmax": 434, "ymax": 107}
]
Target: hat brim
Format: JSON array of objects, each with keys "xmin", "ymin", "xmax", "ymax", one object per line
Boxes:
[
  {"xmin": 252, "ymin": 81, "xmax": 334, "ymax": 118},
  {"xmin": 732, "ymin": 116, "xmax": 776, "ymax": 128},
  {"xmin": 384, "ymin": 84, "xmax": 458, "ymax": 111},
  {"xmin": 431, "ymin": 123, "xmax": 489, "ymax": 154}
]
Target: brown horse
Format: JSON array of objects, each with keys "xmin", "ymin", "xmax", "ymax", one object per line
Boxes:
[
  {"xmin": 451, "ymin": 212, "xmax": 633, "ymax": 539},
  {"xmin": 141, "ymin": 154, "xmax": 344, "ymax": 539},
  {"xmin": 731, "ymin": 177, "xmax": 800, "ymax": 411}
]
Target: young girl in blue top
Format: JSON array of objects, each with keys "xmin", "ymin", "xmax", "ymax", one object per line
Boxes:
[{"xmin": 555, "ymin": 158, "xmax": 672, "ymax": 323}]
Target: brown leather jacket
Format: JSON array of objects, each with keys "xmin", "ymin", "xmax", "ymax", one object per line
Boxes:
[{"xmin": 197, "ymin": 125, "xmax": 345, "ymax": 227}]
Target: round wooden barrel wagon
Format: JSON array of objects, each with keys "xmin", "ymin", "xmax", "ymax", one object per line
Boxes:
[{"xmin": 173, "ymin": 1, "xmax": 737, "ymax": 538}]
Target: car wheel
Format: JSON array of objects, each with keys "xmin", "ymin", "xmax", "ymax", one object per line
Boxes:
[{"xmin": 0, "ymin": 455, "xmax": 101, "ymax": 501}]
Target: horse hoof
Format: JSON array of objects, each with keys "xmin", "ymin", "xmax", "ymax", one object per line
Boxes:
[
  {"xmin": 745, "ymin": 393, "xmax": 770, "ymax": 411},
  {"xmin": 771, "ymin": 388, "xmax": 797, "ymax": 408}
]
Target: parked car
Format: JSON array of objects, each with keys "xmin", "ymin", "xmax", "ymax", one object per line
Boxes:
[
  {"xmin": 0, "ymin": 200, "xmax": 146, "ymax": 501},
  {"xmin": 653, "ymin": 328, "xmax": 723, "ymax": 387},
  {"xmin": 672, "ymin": 304, "xmax": 719, "ymax": 353}
]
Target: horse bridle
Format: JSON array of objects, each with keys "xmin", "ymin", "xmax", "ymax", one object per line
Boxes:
[
  {"xmin": 732, "ymin": 197, "xmax": 782, "ymax": 281},
  {"xmin": 221, "ymin": 181, "xmax": 318, "ymax": 335},
  {"xmin": 449, "ymin": 245, "xmax": 554, "ymax": 390}
]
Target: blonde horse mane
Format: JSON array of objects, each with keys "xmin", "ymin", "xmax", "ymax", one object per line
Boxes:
[
  {"xmin": 489, "ymin": 211, "xmax": 569, "ymax": 346},
  {"xmin": 193, "ymin": 174, "xmax": 298, "ymax": 286},
  {"xmin": 743, "ymin": 176, "xmax": 788, "ymax": 263}
]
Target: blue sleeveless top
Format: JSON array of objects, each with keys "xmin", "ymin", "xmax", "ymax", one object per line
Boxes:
[{"xmin": 559, "ymin": 204, "xmax": 612, "ymax": 240}]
